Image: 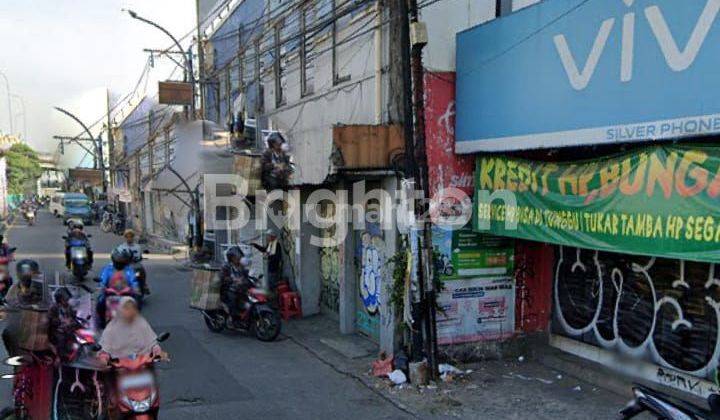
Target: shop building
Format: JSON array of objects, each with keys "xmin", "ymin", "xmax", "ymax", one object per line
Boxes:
[{"xmin": 454, "ymin": 0, "xmax": 720, "ymax": 398}]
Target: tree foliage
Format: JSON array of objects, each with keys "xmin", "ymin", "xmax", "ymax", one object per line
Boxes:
[{"xmin": 6, "ymin": 143, "xmax": 42, "ymax": 195}]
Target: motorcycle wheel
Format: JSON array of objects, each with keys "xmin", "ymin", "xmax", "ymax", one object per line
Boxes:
[
  {"xmin": 203, "ymin": 311, "xmax": 226, "ymax": 333},
  {"xmin": 253, "ymin": 309, "xmax": 281, "ymax": 342}
]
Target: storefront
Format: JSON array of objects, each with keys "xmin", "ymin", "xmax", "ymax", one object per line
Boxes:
[{"xmin": 454, "ymin": 0, "xmax": 720, "ymax": 397}]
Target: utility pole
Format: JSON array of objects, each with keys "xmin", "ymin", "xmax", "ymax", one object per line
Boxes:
[
  {"xmin": 400, "ymin": 0, "xmax": 438, "ymax": 379},
  {"xmin": 127, "ymin": 10, "xmax": 196, "ymax": 118},
  {"xmin": 107, "ymin": 89, "xmax": 116, "ymax": 188},
  {"xmin": 196, "ymin": 0, "xmax": 206, "ymax": 117}
]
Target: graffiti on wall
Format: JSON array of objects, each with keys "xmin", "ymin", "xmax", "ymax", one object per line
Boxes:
[
  {"xmin": 360, "ymin": 231, "xmax": 384, "ymax": 314},
  {"xmin": 319, "ymin": 202, "xmax": 340, "ymax": 313},
  {"xmin": 356, "ymin": 222, "xmax": 385, "ymax": 340},
  {"xmin": 553, "ymin": 246, "xmax": 720, "ymax": 382}
]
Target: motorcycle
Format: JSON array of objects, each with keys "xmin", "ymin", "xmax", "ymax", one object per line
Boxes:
[
  {"xmin": 100, "ymin": 212, "xmax": 113, "ymax": 233},
  {"xmin": 620, "ymin": 384, "xmax": 719, "ymax": 419},
  {"xmin": 101, "ymin": 284, "xmax": 137, "ymax": 324},
  {"xmin": 201, "ymin": 275, "xmax": 281, "ymax": 341},
  {"xmin": 104, "ymin": 332, "xmax": 170, "ymax": 419},
  {"xmin": 0, "ymin": 248, "xmax": 17, "ymax": 298},
  {"xmin": 23, "ymin": 209, "xmax": 35, "ymax": 226},
  {"xmin": 64, "ymin": 235, "xmax": 92, "ymax": 280},
  {"xmin": 132, "ymin": 250, "xmax": 151, "ymax": 298}
]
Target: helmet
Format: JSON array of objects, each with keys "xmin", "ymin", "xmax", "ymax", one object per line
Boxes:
[
  {"xmin": 16, "ymin": 259, "xmax": 39, "ymax": 282},
  {"xmin": 266, "ymin": 132, "xmax": 285, "ymax": 147},
  {"xmin": 225, "ymin": 246, "xmax": 244, "ymax": 264},
  {"xmin": 111, "ymin": 248, "xmax": 131, "ymax": 270},
  {"xmin": 53, "ymin": 287, "xmax": 72, "ymax": 305}
]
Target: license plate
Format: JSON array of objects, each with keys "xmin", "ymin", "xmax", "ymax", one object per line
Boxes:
[{"xmin": 119, "ymin": 372, "xmax": 154, "ymax": 389}]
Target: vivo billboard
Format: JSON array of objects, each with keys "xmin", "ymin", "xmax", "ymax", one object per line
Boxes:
[{"xmin": 456, "ymin": 0, "xmax": 720, "ymax": 153}]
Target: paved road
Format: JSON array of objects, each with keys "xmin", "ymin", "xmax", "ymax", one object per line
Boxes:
[{"xmin": 0, "ymin": 210, "xmax": 411, "ymax": 419}]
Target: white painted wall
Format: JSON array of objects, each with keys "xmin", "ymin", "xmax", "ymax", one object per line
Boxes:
[{"xmin": 262, "ymin": 4, "xmax": 383, "ymax": 185}]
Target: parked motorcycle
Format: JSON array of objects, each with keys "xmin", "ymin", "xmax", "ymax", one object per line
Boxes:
[
  {"xmin": 620, "ymin": 384, "xmax": 719, "ymax": 419},
  {"xmin": 201, "ymin": 275, "xmax": 281, "ymax": 341},
  {"xmin": 104, "ymin": 332, "xmax": 170, "ymax": 419},
  {"xmin": 64, "ymin": 235, "xmax": 92, "ymax": 280}
]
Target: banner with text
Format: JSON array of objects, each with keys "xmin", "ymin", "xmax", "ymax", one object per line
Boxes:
[{"xmin": 475, "ymin": 145, "xmax": 720, "ymax": 263}]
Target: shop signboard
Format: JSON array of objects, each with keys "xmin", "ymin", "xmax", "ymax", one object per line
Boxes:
[
  {"xmin": 432, "ymin": 226, "xmax": 514, "ymax": 280},
  {"xmin": 437, "ymin": 277, "xmax": 515, "ymax": 345},
  {"xmin": 475, "ymin": 144, "xmax": 720, "ymax": 263},
  {"xmin": 456, "ymin": 0, "xmax": 720, "ymax": 152}
]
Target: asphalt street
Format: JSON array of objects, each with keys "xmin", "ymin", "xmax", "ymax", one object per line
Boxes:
[{"xmin": 0, "ymin": 209, "xmax": 411, "ymax": 419}]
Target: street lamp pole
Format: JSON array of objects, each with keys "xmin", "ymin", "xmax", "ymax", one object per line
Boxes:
[
  {"xmin": 0, "ymin": 70, "xmax": 14, "ymax": 135},
  {"xmin": 54, "ymin": 106, "xmax": 108, "ymax": 193},
  {"xmin": 126, "ymin": 9, "xmax": 196, "ymax": 118},
  {"xmin": 11, "ymin": 94, "xmax": 27, "ymax": 141}
]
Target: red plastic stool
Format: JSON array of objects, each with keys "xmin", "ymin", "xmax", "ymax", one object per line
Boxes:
[
  {"xmin": 279, "ymin": 291, "xmax": 302, "ymax": 320},
  {"xmin": 276, "ymin": 281, "xmax": 291, "ymax": 295}
]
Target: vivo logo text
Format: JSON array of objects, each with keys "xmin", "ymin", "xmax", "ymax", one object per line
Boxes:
[{"xmin": 554, "ymin": 0, "xmax": 720, "ymax": 90}]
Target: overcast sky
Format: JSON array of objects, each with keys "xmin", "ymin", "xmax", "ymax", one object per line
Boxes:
[{"xmin": 0, "ymin": 0, "xmax": 196, "ymax": 165}]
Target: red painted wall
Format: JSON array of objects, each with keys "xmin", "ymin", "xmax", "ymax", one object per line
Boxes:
[
  {"xmin": 424, "ymin": 72, "xmax": 474, "ymax": 199},
  {"xmin": 514, "ymin": 241, "xmax": 553, "ymax": 333}
]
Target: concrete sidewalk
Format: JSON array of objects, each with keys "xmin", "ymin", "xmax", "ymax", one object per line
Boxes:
[{"xmin": 284, "ymin": 315, "xmax": 629, "ymax": 419}]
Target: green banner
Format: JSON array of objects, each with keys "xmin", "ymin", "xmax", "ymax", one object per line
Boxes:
[
  {"xmin": 474, "ymin": 144, "xmax": 720, "ymax": 263},
  {"xmin": 432, "ymin": 226, "xmax": 514, "ymax": 280}
]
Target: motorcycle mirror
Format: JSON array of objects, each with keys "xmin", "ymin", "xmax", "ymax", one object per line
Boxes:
[
  {"xmin": 143, "ymin": 249, "xmax": 150, "ymax": 254},
  {"xmin": 86, "ymin": 234, "xmax": 92, "ymax": 238},
  {"xmin": 3, "ymin": 356, "xmax": 25, "ymax": 367},
  {"xmin": 156, "ymin": 332, "xmax": 171, "ymax": 343},
  {"xmin": 61, "ymin": 236, "xmax": 68, "ymax": 240}
]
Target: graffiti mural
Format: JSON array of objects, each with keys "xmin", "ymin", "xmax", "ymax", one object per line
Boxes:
[
  {"xmin": 355, "ymin": 219, "xmax": 385, "ymax": 340},
  {"xmin": 319, "ymin": 203, "xmax": 340, "ymax": 314},
  {"xmin": 359, "ymin": 231, "xmax": 384, "ymax": 315},
  {"xmin": 553, "ymin": 246, "xmax": 720, "ymax": 381}
]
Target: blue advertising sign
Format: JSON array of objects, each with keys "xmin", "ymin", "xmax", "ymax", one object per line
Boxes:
[{"xmin": 456, "ymin": 0, "xmax": 720, "ymax": 153}]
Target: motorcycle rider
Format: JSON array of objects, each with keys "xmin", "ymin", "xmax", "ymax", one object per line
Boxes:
[
  {"xmin": 13, "ymin": 259, "xmax": 43, "ymax": 307},
  {"xmin": 64, "ymin": 222, "xmax": 93, "ymax": 270},
  {"xmin": 219, "ymin": 246, "xmax": 251, "ymax": 326},
  {"xmin": 116, "ymin": 229, "xmax": 150, "ymax": 295},
  {"xmin": 48, "ymin": 287, "xmax": 80, "ymax": 363},
  {"xmin": 98, "ymin": 296, "xmax": 166, "ymax": 360},
  {"xmin": 0, "ymin": 235, "xmax": 13, "ymax": 258},
  {"xmin": 96, "ymin": 248, "xmax": 139, "ymax": 329}
]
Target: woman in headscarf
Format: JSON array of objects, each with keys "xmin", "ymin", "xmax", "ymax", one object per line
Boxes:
[{"xmin": 98, "ymin": 297, "xmax": 165, "ymax": 360}]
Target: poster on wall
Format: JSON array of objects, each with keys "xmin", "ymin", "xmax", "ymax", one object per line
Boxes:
[
  {"xmin": 424, "ymin": 72, "xmax": 475, "ymax": 198},
  {"xmin": 437, "ymin": 277, "xmax": 515, "ymax": 345},
  {"xmin": 476, "ymin": 144, "xmax": 720, "ymax": 264},
  {"xmin": 432, "ymin": 226, "xmax": 514, "ymax": 280}
]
